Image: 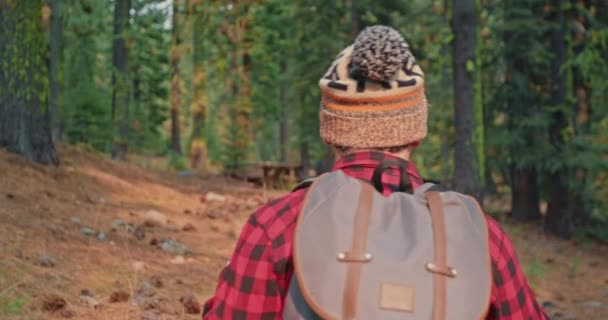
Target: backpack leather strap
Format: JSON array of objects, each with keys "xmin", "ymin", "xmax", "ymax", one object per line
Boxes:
[
  {"xmin": 426, "ymin": 191, "xmax": 457, "ymax": 320},
  {"xmin": 342, "ymin": 182, "xmax": 375, "ymax": 319}
]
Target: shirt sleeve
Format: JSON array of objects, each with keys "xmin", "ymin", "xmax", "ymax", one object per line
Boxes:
[
  {"xmin": 202, "ymin": 215, "xmax": 283, "ymax": 320},
  {"xmin": 486, "ymin": 218, "xmax": 548, "ymax": 320}
]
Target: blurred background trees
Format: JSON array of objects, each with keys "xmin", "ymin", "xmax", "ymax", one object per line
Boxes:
[{"xmin": 0, "ymin": 0, "xmax": 607, "ymax": 239}]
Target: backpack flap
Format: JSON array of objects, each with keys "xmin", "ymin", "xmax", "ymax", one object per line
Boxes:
[{"xmin": 283, "ymin": 171, "xmax": 491, "ymax": 320}]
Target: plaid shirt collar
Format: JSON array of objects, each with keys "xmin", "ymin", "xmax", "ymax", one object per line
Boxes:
[{"xmin": 331, "ymin": 151, "xmax": 424, "ymax": 194}]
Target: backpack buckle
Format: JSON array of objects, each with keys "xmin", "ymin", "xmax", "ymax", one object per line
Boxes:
[
  {"xmin": 426, "ymin": 262, "xmax": 457, "ymax": 278},
  {"xmin": 337, "ymin": 252, "xmax": 373, "ymax": 263}
]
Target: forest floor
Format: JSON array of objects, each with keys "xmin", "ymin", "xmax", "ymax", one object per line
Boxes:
[{"xmin": 0, "ymin": 145, "xmax": 606, "ymax": 320}]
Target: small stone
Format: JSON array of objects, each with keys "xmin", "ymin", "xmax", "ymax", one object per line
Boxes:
[
  {"xmin": 109, "ymin": 290, "xmax": 130, "ymax": 303},
  {"xmin": 159, "ymin": 239, "xmax": 189, "ymax": 255},
  {"xmin": 179, "ymin": 294, "xmax": 201, "ymax": 314},
  {"xmin": 170, "ymin": 256, "xmax": 186, "ymax": 265},
  {"xmin": 111, "ymin": 219, "xmax": 126, "ymax": 231},
  {"xmin": 39, "ymin": 254, "xmax": 56, "ymax": 268},
  {"xmin": 97, "ymin": 232, "xmax": 107, "ymax": 241},
  {"xmin": 183, "ymin": 209, "xmax": 192, "ymax": 215},
  {"xmin": 206, "ymin": 212, "xmax": 219, "ymax": 220},
  {"xmin": 149, "ymin": 275, "xmax": 163, "ymax": 288},
  {"xmin": 149, "ymin": 238, "xmax": 159, "ymax": 246},
  {"xmin": 178, "ymin": 170, "xmax": 193, "ymax": 177},
  {"xmin": 79, "ymin": 295, "xmax": 101, "ymax": 309},
  {"xmin": 205, "ymin": 192, "xmax": 226, "ymax": 203},
  {"xmin": 582, "ymin": 300, "xmax": 603, "ymax": 308},
  {"xmin": 141, "ymin": 297, "xmax": 167, "ymax": 311},
  {"xmin": 59, "ymin": 309, "xmax": 74, "ymax": 318},
  {"xmin": 134, "ymin": 225, "xmax": 146, "ymax": 240},
  {"xmin": 137, "ymin": 282, "xmax": 156, "ymax": 298},
  {"xmin": 6, "ymin": 193, "xmax": 15, "ymax": 199},
  {"xmin": 41, "ymin": 294, "xmax": 67, "ymax": 312},
  {"xmin": 99, "ymin": 197, "xmax": 106, "ymax": 204},
  {"xmin": 133, "ymin": 261, "xmax": 145, "ymax": 271},
  {"xmin": 143, "ymin": 210, "xmax": 169, "ymax": 227},
  {"xmin": 80, "ymin": 288, "xmax": 94, "ymax": 297},
  {"xmin": 125, "ymin": 224, "xmax": 135, "ymax": 233},
  {"xmin": 70, "ymin": 217, "xmax": 81, "ymax": 224},
  {"xmin": 80, "ymin": 227, "xmax": 97, "ymax": 237},
  {"xmin": 182, "ymin": 223, "xmax": 196, "ymax": 232},
  {"xmin": 142, "ymin": 310, "xmax": 159, "ymax": 320}
]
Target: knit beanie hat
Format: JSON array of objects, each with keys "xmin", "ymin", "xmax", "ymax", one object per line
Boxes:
[{"xmin": 319, "ymin": 25, "xmax": 427, "ymax": 149}]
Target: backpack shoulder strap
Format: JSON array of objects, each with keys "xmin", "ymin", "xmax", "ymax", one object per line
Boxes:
[{"xmin": 292, "ymin": 178, "xmax": 316, "ymax": 192}]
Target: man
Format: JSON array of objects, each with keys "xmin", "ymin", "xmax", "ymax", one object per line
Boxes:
[{"xmin": 203, "ymin": 25, "xmax": 547, "ymax": 320}]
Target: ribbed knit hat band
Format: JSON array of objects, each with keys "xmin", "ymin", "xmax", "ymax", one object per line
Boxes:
[{"xmin": 319, "ymin": 25, "xmax": 428, "ymax": 149}]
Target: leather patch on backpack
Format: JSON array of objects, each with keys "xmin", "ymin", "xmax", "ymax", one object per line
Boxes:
[{"xmin": 379, "ymin": 283, "xmax": 415, "ymax": 312}]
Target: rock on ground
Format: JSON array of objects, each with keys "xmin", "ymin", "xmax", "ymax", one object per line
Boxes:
[
  {"xmin": 41, "ymin": 294, "xmax": 67, "ymax": 313},
  {"xmin": 179, "ymin": 294, "xmax": 201, "ymax": 314},
  {"xmin": 109, "ymin": 290, "xmax": 130, "ymax": 303}
]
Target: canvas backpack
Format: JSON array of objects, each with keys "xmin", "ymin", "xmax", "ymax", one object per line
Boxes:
[{"xmin": 282, "ymin": 162, "xmax": 492, "ymax": 320}]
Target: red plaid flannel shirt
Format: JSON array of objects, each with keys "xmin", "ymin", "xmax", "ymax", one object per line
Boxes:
[{"xmin": 203, "ymin": 151, "xmax": 548, "ymax": 319}]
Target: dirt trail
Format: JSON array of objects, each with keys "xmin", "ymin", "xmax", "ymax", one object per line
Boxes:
[{"xmin": 0, "ymin": 146, "xmax": 606, "ymax": 319}]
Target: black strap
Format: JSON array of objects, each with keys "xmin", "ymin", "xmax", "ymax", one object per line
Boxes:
[
  {"xmin": 292, "ymin": 178, "xmax": 315, "ymax": 192},
  {"xmin": 422, "ymin": 178, "xmax": 448, "ymax": 192},
  {"xmin": 427, "ymin": 184, "xmax": 448, "ymax": 192},
  {"xmin": 371, "ymin": 159, "xmax": 412, "ymax": 194}
]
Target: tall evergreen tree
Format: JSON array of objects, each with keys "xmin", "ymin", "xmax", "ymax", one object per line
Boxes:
[
  {"xmin": 546, "ymin": 0, "xmax": 572, "ymax": 237},
  {"xmin": 190, "ymin": 1, "xmax": 208, "ymax": 169},
  {"xmin": 0, "ymin": 1, "xmax": 58, "ymax": 165},
  {"xmin": 112, "ymin": 0, "xmax": 131, "ymax": 159},
  {"xmin": 452, "ymin": 0, "xmax": 482, "ymax": 200},
  {"xmin": 49, "ymin": 0, "xmax": 62, "ymax": 142},
  {"xmin": 170, "ymin": 0, "xmax": 182, "ymax": 155}
]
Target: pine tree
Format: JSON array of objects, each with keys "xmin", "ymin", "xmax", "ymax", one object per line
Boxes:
[
  {"xmin": 112, "ymin": 0, "xmax": 132, "ymax": 159},
  {"xmin": 452, "ymin": 0, "xmax": 482, "ymax": 200},
  {"xmin": 0, "ymin": 1, "xmax": 58, "ymax": 165},
  {"xmin": 170, "ymin": 0, "xmax": 182, "ymax": 155}
]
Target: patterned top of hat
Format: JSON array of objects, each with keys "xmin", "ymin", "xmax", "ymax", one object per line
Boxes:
[{"xmin": 318, "ymin": 25, "xmax": 428, "ymax": 149}]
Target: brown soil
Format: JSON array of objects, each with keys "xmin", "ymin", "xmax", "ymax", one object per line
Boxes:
[{"xmin": 0, "ymin": 145, "xmax": 606, "ymax": 319}]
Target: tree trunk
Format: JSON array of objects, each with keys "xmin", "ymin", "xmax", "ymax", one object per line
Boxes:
[
  {"xmin": 0, "ymin": 1, "xmax": 58, "ymax": 165},
  {"xmin": 452, "ymin": 0, "xmax": 482, "ymax": 201},
  {"xmin": 49, "ymin": 0, "xmax": 62, "ymax": 142},
  {"xmin": 571, "ymin": 0, "xmax": 591, "ymax": 225},
  {"xmin": 511, "ymin": 167, "xmax": 541, "ymax": 220},
  {"xmin": 349, "ymin": 0, "xmax": 360, "ymax": 39},
  {"xmin": 299, "ymin": 140, "xmax": 311, "ymax": 181},
  {"xmin": 170, "ymin": 0, "xmax": 182, "ymax": 155},
  {"xmin": 473, "ymin": 0, "xmax": 485, "ymax": 191},
  {"xmin": 503, "ymin": 4, "xmax": 541, "ymax": 220},
  {"xmin": 112, "ymin": 0, "xmax": 131, "ymax": 160},
  {"xmin": 190, "ymin": 4, "xmax": 207, "ymax": 170},
  {"xmin": 279, "ymin": 62, "xmax": 288, "ymax": 163},
  {"xmin": 546, "ymin": 0, "xmax": 572, "ymax": 237},
  {"xmin": 440, "ymin": 0, "xmax": 451, "ymax": 186}
]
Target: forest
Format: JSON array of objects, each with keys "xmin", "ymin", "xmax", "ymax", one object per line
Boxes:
[
  {"xmin": 0, "ymin": 1, "xmax": 607, "ymax": 319},
  {"xmin": 1, "ymin": 1, "xmax": 608, "ymax": 237}
]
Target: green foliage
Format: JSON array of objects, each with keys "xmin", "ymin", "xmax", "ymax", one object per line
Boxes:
[
  {"xmin": 168, "ymin": 151, "xmax": 188, "ymax": 171},
  {"xmin": 57, "ymin": 0, "xmax": 171, "ymax": 155},
  {"xmin": 0, "ymin": 296, "xmax": 27, "ymax": 316},
  {"xmin": 10, "ymin": 0, "xmax": 602, "ymax": 236},
  {"xmin": 131, "ymin": 0, "xmax": 172, "ymax": 153},
  {"xmin": 525, "ymin": 258, "xmax": 548, "ymax": 282},
  {"xmin": 0, "ymin": 1, "xmax": 49, "ymax": 107}
]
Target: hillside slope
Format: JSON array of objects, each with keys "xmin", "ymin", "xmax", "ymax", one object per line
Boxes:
[{"xmin": 0, "ymin": 146, "xmax": 606, "ymax": 319}]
